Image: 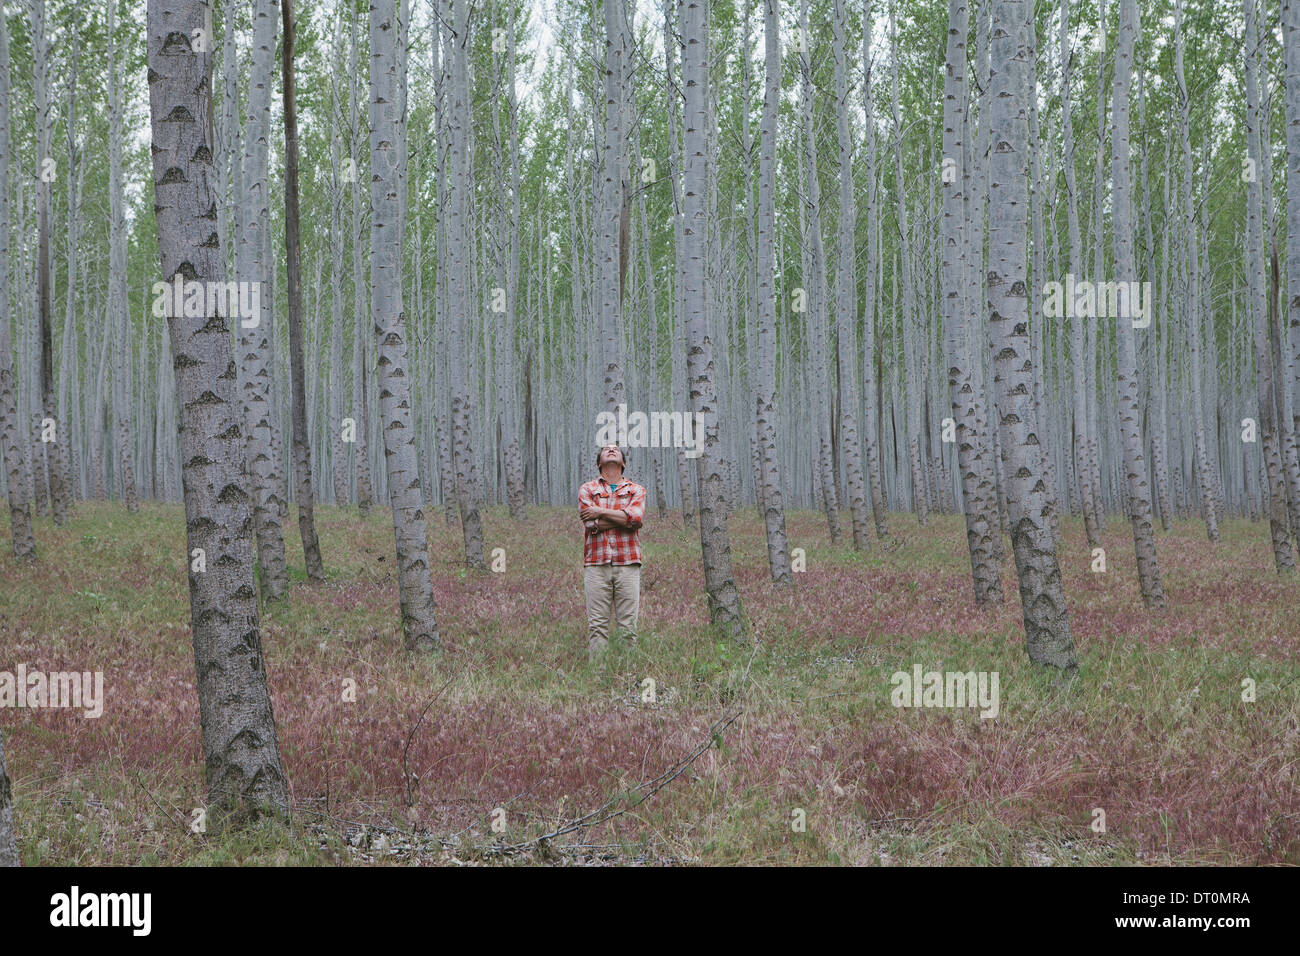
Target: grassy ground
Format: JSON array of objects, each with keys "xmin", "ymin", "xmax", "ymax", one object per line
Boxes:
[{"xmin": 1, "ymin": 499, "xmax": 1296, "ymax": 865}]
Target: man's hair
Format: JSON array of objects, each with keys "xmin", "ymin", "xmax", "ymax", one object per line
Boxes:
[{"xmin": 596, "ymin": 445, "xmax": 627, "ymax": 473}]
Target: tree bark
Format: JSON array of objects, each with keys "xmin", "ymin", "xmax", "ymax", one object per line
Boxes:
[
  {"xmin": 1112, "ymin": 0, "xmax": 1166, "ymax": 606},
  {"xmin": 756, "ymin": 0, "xmax": 792, "ymax": 584},
  {"xmin": 31, "ymin": 0, "xmax": 69, "ymax": 526},
  {"xmin": 446, "ymin": 0, "xmax": 487, "ymax": 569},
  {"xmin": 282, "ymin": 0, "xmax": 325, "ymax": 581},
  {"xmin": 350, "ymin": 9, "xmax": 373, "ymax": 515},
  {"xmin": 1284, "ymin": 0, "xmax": 1300, "ymax": 540},
  {"xmin": 987, "ymin": 0, "xmax": 1076, "ymax": 669},
  {"xmin": 0, "ymin": 11, "xmax": 34, "ymax": 558},
  {"xmin": 236, "ymin": 0, "xmax": 289, "ymax": 600},
  {"xmin": 1244, "ymin": 0, "xmax": 1295, "ymax": 573},
  {"xmin": 146, "ymin": 0, "xmax": 290, "ymax": 813},
  {"xmin": 831, "ymin": 0, "xmax": 870, "ymax": 550},
  {"xmin": 680, "ymin": 0, "xmax": 744, "ymax": 637},
  {"xmin": 371, "ymin": 0, "xmax": 441, "ymax": 649},
  {"xmin": 944, "ymin": 0, "xmax": 1001, "ymax": 606},
  {"xmin": 0, "ymin": 730, "xmax": 16, "ymax": 866},
  {"xmin": 799, "ymin": 0, "xmax": 842, "ymax": 543}
]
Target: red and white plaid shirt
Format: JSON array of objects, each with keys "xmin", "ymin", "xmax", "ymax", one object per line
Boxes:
[{"xmin": 579, "ymin": 475, "xmax": 646, "ymax": 566}]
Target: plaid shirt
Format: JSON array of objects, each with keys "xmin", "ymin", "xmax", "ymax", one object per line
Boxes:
[{"xmin": 579, "ymin": 476, "xmax": 646, "ymax": 566}]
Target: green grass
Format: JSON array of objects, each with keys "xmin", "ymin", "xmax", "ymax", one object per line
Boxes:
[{"xmin": 1, "ymin": 501, "xmax": 1296, "ymax": 865}]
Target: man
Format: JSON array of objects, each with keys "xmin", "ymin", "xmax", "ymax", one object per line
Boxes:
[{"xmin": 578, "ymin": 444, "xmax": 646, "ymax": 658}]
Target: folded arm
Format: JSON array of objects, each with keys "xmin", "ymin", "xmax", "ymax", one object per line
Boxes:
[
  {"xmin": 590, "ymin": 485, "xmax": 645, "ymax": 530},
  {"xmin": 578, "ymin": 484, "xmax": 596, "ymax": 533}
]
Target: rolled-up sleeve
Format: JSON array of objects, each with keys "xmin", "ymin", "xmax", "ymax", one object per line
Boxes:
[
  {"xmin": 622, "ymin": 485, "xmax": 646, "ymax": 529},
  {"xmin": 579, "ymin": 482, "xmax": 598, "ymax": 533}
]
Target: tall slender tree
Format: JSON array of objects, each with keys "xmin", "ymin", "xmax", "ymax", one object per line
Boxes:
[
  {"xmin": 31, "ymin": 0, "xmax": 69, "ymax": 526},
  {"xmin": 0, "ymin": 729, "xmax": 16, "ymax": 866},
  {"xmin": 680, "ymin": 0, "xmax": 743, "ymax": 636},
  {"xmin": 236, "ymin": 0, "xmax": 290, "ymax": 600},
  {"xmin": 445, "ymin": 0, "xmax": 487, "ymax": 569},
  {"xmin": 350, "ymin": 9, "xmax": 373, "ymax": 515},
  {"xmin": 861, "ymin": 0, "xmax": 888, "ymax": 539},
  {"xmin": 371, "ymin": 0, "xmax": 440, "ymax": 649},
  {"xmin": 798, "ymin": 0, "xmax": 841, "ymax": 543},
  {"xmin": 0, "ymin": 8, "xmax": 34, "ymax": 558},
  {"xmin": 987, "ymin": 0, "xmax": 1076, "ymax": 668},
  {"xmin": 599, "ymin": 0, "xmax": 628, "ymax": 416},
  {"xmin": 146, "ymin": 0, "xmax": 290, "ymax": 813},
  {"xmin": 1285, "ymin": 0, "xmax": 1300, "ymax": 519},
  {"xmin": 1112, "ymin": 0, "xmax": 1166, "ymax": 606},
  {"xmin": 756, "ymin": 0, "xmax": 792, "ymax": 585},
  {"xmin": 1244, "ymin": 0, "xmax": 1294, "ymax": 573},
  {"xmin": 944, "ymin": 0, "xmax": 1001, "ymax": 606},
  {"xmin": 282, "ymin": 0, "xmax": 325, "ymax": 580},
  {"xmin": 832, "ymin": 0, "xmax": 869, "ymax": 550},
  {"xmin": 1175, "ymin": 0, "xmax": 1217, "ymax": 541},
  {"xmin": 108, "ymin": 0, "xmax": 137, "ymax": 515}
]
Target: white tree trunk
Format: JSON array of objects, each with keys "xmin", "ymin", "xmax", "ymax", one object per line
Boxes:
[
  {"xmin": 370, "ymin": 0, "xmax": 441, "ymax": 649},
  {"xmin": 680, "ymin": 0, "xmax": 743, "ymax": 636},
  {"xmin": 146, "ymin": 0, "xmax": 290, "ymax": 812},
  {"xmin": 0, "ymin": 11, "xmax": 34, "ymax": 558},
  {"xmin": 987, "ymin": 0, "xmax": 1076, "ymax": 668},
  {"xmin": 236, "ymin": 0, "xmax": 289, "ymax": 600},
  {"xmin": 944, "ymin": 0, "xmax": 1001, "ymax": 605}
]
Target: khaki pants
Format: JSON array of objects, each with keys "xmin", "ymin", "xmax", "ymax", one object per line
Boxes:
[{"xmin": 584, "ymin": 563, "xmax": 641, "ymax": 656}]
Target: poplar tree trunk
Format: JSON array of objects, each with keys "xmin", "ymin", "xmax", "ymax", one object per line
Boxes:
[
  {"xmin": 1088, "ymin": 0, "xmax": 1109, "ymax": 535},
  {"xmin": 664, "ymin": 1, "xmax": 696, "ymax": 531},
  {"xmin": 282, "ymin": 0, "xmax": 324, "ymax": 581},
  {"xmin": 236, "ymin": 0, "xmax": 289, "ymax": 601},
  {"xmin": 944, "ymin": 0, "xmax": 1001, "ymax": 606},
  {"xmin": 31, "ymin": 0, "xmax": 69, "ymax": 526},
  {"xmin": 756, "ymin": 0, "xmax": 792, "ymax": 584},
  {"xmin": 430, "ymin": 10, "xmax": 457, "ymax": 528},
  {"xmin": 680, "ymin": 0, "xmax": 743, "ymax": 637},
  {"xmin": 1174, "ymin": 0, "xmax": 1217, "ymax": 542},
  {"xmin": 798, "ymin": 0, "xmax": 841, "ymax": 544},
  {"xmin": 328, "ymin": 4, "xmax": 349, "ymax": 507},
  {"xmin": 599, "ymin": 0, "xmax": 627, "ymax": 416},
  {"xmin": 831, "ymin": 0, "xmax": 869, "ymax": 551},
  {"xmin": 1058, "ymin": 0, "xmax": 1098, "ymax": 547},
  {"xmin": 1244, "ymin": 0, "xmax": 1295, "ymax": 573},
  {"xmin": 860, "ymin": 1, "xmax": 888, "ymax": 539},
  {"xmin": 0, "ymin": 11, "xmax": 34, "ymax": 559},
  {"xmin": 447, "ymin": 0, "xmax": 487, "ymax": 569},
  {"xmin": 108, "ymin": 0, "xmax": 137, "ymax": 516},
  {"xmin": 1112, "ymin": 0, "xmax": 1167, "ymax": 606},
  {"xmin": 965, "ymin": 0, "xmax": 1000, "ymax": 559},
  {"xmin": 502, "ymin": 9, "xmax": 527, "ymax": 520},
  {"xmin": 1284, "ymin": 0, "xmax": 1300, "ymax": 528},
  {"xmin": 891, "ymin": 2, "xmax": 926, "ymax": 528},
  {"xmin": 987, "ymin": 0, "xmax": 1076, "ymax": 669},
  {"xmin": 0, "ymin": 730, "xmax": 16, "ymax": 866},
  {"xmin": 370, "ymin": 0, "xmax": 441, "ymax": 649},
  {"xmin": 146, "ymin": 0, "xmax": 290, "ymax": 814},
  {"xmin": 58, "ymin": 49, "xmax": 81, "ymax": 508},
  {"xmin": 350, "ymin": 11, "xmax": 373, "ymax": 515}
]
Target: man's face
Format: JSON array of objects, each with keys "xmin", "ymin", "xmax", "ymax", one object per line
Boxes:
[{"xmin": 599, "ymin": 445, "xmax": 623, "ymax": 472}]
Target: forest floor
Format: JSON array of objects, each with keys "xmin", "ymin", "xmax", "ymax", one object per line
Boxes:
[{"xmin": 1, "ymin": 500, "xmax": 1297, "ymax": 865}]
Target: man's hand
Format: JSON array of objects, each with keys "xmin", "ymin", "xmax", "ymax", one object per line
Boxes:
[{"xmin": 581, "ymin": 505, "xmax": 633, "ymax": 530}]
